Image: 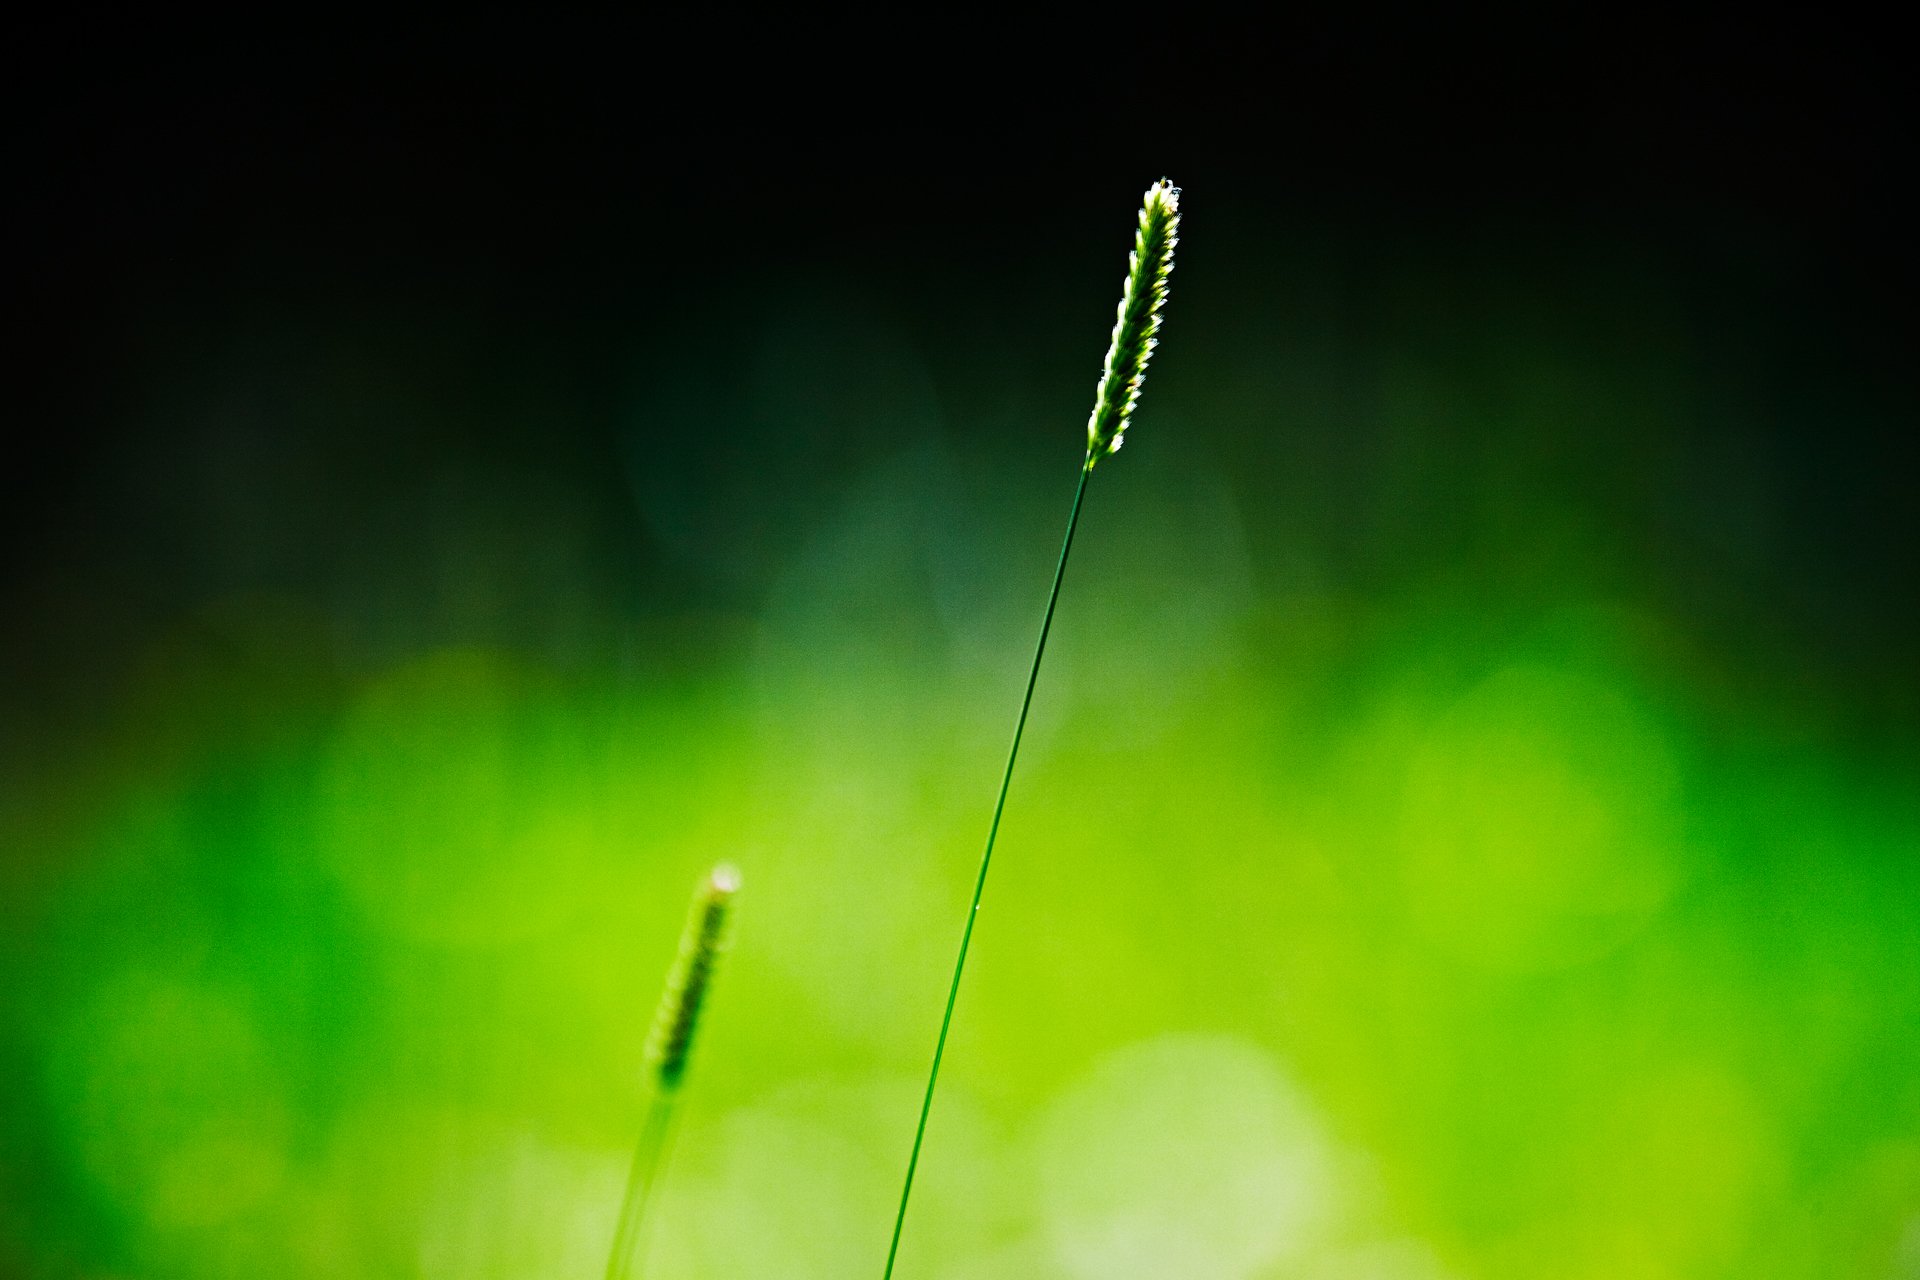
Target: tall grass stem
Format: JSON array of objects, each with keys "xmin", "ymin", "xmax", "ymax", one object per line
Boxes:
[
  {"xmin": 882, "ymin": 177, "xmax": 1177, "ymax": 1276},
  {"xmin": 881, "ymin": 460, "xmax": 1093, "ymax": 1278}
]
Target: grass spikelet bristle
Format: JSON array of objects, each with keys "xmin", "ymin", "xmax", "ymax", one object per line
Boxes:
[
  {"xmin": 1085, "ymin": 177, "xmax": 1181, "ymax": 465},
  {"xmin": 644, "ymin": 863, "xmax": 739, "ymax": 1091}
]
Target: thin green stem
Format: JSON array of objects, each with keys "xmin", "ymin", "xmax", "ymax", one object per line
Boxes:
[
  {"xmin": 882, "ymin": 455, "xmax": 1095, "ymax": 1278},
  {"xmin": 605, "ymin": 1090, "xmax": 680, "ymax": 1280}
]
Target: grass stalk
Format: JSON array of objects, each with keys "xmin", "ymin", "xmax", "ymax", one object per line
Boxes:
[
  {"xmin": 605, "ymin": 864, "xmax": 739, "ymax": 1280},
  {"xmin": 881, "ymin": 178, "xmax": 1180, "ymax": 1278},
  {"xmin": 604, "ymin": 1091, "xmax": 679, "ymax": 1280}
]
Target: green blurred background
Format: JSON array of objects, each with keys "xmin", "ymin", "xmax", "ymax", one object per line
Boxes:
[{"xmin": 5, "ymin": 18, "xmax": 1917, "ymax": 1279}]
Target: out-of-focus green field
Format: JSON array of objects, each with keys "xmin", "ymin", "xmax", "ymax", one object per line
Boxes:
[{"xmin": 3, "ymin": 226, "xmax": 1916, "ymax": 1280}]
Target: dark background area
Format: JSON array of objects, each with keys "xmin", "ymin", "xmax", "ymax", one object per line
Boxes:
[{"xmin": 8, "ymin": 14, "xmax": 1914, "ymax": 756}]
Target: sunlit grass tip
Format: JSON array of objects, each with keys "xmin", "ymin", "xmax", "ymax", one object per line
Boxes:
[
  {"xmin": 645, "ymin": 863, "xmax": 740, "ymax": 1091},
  {"xmin": 1085, "ymin": 177, "xmax": 1181, "ymax": 466}
]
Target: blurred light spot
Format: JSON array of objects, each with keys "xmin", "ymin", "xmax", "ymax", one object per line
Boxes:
[
  {"xmin": 1566, "ymin": 1062, "xmax": 1779, "ymax": 1273},
  {"xmin": 1397, "ymin": 662, "xmax": 1683, "ymax": 969},
  {"xmin": 1896, "ymin": 1215, "xmax": 1920, "ymax": 1279},
  {"xmin": 417, "ymin": 1130, "xmax": 614, "ymax": 1280},
  {"xmin": 628, "ymin": 289, "xmax": 943, "ymax": 597},
  {"xmin": 936, "ymin": 1236, "xmax": 1067, "ymax": 1280},
  {"xmin": 317, "ymin": 648, "xmax": 611, "ymax": 947},
  {"xmin": 1050, "ymin": 456, "xmax": 1258, "ymax": 742},
  {"xmin": 1038, "ymin": 1034, "xmax": 1336, "ymax": 1280},
  {"xmin": 1306, "ymin": 1239, "xmax": 1457, "ymax": 1280},
  {"xmin": 650, "ymin": 1093, "xmax": 895, "ymax": 1278},
  {"xmin": 49, "ymin": 971, "xmax": 288, "ymax": 1232}
]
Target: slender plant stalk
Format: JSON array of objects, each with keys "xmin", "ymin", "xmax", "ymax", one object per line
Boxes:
[
  {"xmin": 880, "ymin": 463, "xmax": 1090, "ymax": 1279},
  {"xmin": 604, "ymin": 1091, "xmax": 678, "ymax": 1280},
  {"xmin": 881, "ymin": 178, "xmax": 1181, "ymax": 1278},
  {"xmin": 606, "ymin": 864, "xmax": 740, "ymax": 1280}
]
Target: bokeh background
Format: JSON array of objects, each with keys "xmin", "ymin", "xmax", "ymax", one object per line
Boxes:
[{"xmin": 5, "ymin": 17, "xmax": 1917, "ymax": 1279}]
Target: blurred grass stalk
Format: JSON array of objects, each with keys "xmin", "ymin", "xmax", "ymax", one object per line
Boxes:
[
  {"xmin": 605, "ymin": 864, "xmax": 740, "ymax": 1280},
  {"xmin": 881, "ymin": 179, "xmax": 1181, "ymax": 1277}
]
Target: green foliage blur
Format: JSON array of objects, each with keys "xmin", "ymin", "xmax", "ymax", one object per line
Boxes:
[{"xmin": 5, "ymin": 47, "xmax": 1918, "ymax": 1275}]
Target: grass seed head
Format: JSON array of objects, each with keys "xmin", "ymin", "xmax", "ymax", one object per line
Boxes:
[
  {"xmin": 644, "ymin": 864, "xmax": 740, "ymax": 1091},
  {"xmin": 1085, "ymin": 178, "xmax": 1181, "ymax": 466}
]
